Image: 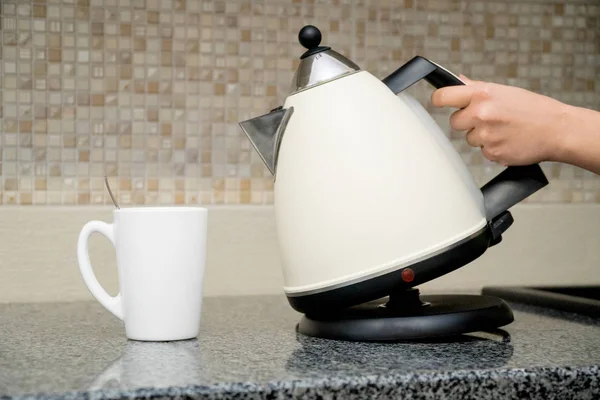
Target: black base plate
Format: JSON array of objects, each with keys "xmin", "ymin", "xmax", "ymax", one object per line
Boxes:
[{"xmin": 297, "ymin": 290, "xmax": 514, "ymax": 342}]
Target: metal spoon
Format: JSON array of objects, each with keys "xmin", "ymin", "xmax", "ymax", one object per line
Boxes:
[{"xmin": 104, "ymin": 175, "xmax": 120, "ymax": 209}]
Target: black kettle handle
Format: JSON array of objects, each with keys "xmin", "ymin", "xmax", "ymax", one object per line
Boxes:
[
  {"xmin": 382, "ymin": 56, "xmax": 549, "ymax": 222},
  {"xmin": 382, "ymin": 55, "xmax": 464, "ymax": 93}
]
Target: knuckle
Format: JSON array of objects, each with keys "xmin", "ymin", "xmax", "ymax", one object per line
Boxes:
[
  {"xmin": 473, "ymin": 103, "xmax": 495, "ymax": 123},
  {"xmin": 478, "ymin": 128, "xmax": 490, "ymax": 143},
  {"xmin": 473, "ymin": 83, "xmax": 493, "ymax": 100}
]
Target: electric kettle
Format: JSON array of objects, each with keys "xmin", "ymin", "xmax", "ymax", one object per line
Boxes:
[{"xmin": 239, "ymin": 25, "xmax": 549, "ymax": 317}]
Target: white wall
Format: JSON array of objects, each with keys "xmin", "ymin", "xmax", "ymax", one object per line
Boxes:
[{"xmin": 0, "ymin": 204, "xmax": 599, "ymax": 303}]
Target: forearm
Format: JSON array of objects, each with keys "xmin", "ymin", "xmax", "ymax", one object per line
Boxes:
[{"xmin": 554, "ymin": 105, "xmax": 600, "ymax": 175}]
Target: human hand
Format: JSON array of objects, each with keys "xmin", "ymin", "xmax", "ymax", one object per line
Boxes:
[{"xmin": 430, "ymin": 76, "xmax": 570, "ymax": 166}]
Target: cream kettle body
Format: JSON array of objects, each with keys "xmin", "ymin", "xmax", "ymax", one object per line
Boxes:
[
  {"xmin": 239, "ymin": 25, "xmax": 549, "ymax": 315},
  {"xmin": 276, "ymin": 71, "xmax": 487, "ymax": 294}
]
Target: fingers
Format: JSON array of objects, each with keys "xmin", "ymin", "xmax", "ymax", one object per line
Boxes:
[
  {"xmin": 431, "ymin": 85, "xmax": 475, "ymax": 109},
  {"xmin": 449, "ymin": 108, "xmax": 477, "ymax": 132},
  {"xmin": 466, "ymin": 129, "xmax": 484, "ymax": 147}
]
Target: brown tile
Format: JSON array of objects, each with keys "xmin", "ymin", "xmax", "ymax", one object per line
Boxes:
[
  {"xmin": 77, "ymin": 179, "xmax": 89, "ymax": 191},
  {"xmin": 34, "ymin": 104, "xmax": 47, "ymax": 118},
  {"xmin": 5, "ymin": 120, "xmax": 18, "ymax": 133},
  {"xmin": 48, "ymin": 49, "xmax": 61, "ymax": 62},
  {"xmin": 79, "ymin": 150, "xmax": 90, "ymax": 162},
  {"xmin": 33, "ymin": 4, "xmax": 46, "ymax": 17},
  {"xmin": 77, "ymin": 6, "xmax": 89, "ymax": 20},
  {"xmin": 120, "ymin": 23, "xmax": 132, "ymax": 36},
  {"xmin": 134, "ymin": 38, "xmax": 146, "ymax": 51},
  {"xmin": 131, "ymin": 192, "xmax": 145, "ymax": 205},
  {"xmin": 554, "ymin": 4, "xmax": 564, "ymax": 16},
  {"xmin": 146, "ymin": 107, "xmax": 158, "ymax": 122},
  {"xmin": 48, "ymin": 164, "xmax": 61, "ymax": 177},
  {"xmin": 543, "ymin": 41, "xmax": 551, "ymax": 52},
  {"xmin": 147, "ymin": 81, "xmax": 159, "ymax": 93},
  {"xmin": 162, "ymin": 39, "xmax": 174, "ymax": 51},
  {"xmin": 148, "ymin": 179, "xmax": 158, "ymax": 191},
  {"xmin": 214, "ymin": 83, "xmax": 225, "ymax": 95},
  {"xmin": 34, "ymin": 148, "xmax": 46, "ymax": 161},
  {"xmin": 120, "ymin": 136, "xmax": 132, "ymax": 149},
  {"xmin": 161, "ymin": 52, "xmax": 172, "ymax": 66},
  {"xmin": 241, "ymin": 29, "xmax": 251, "ymax": 41},
  {"xmin": 451, "ymin": 38, "xmax": 460, "ymax": 51},
  {"xmin": 63, "ymin": 135, "xmax": 76, "ymax": 148},
  {"xmin": 105, "ymin": 77, "xmax": 118, "ymax": 92},
  {"xmin": 173, "ymin": 94, "xmax": 186, "ymax": 108},
  {"xmin": 239, "ymin": 179, "xmax": 250, "ymax": 191},
  {"xmin": 266, "ymin": 85, "xmax": 277, "ymax": 97},
  {"xmin": 588, "ymin": 80, "xmax": 596, "ymax": 91},
  {"xmin": 77, "ymin": 193, "xmax": 90, "ymax": 205},
  {"xmin": 35, "ymin": 178, "xmax": 47, "ymax": 190},
  {"xmin": 213, "ymin": 178, "xmax": 224, "ymax": 191},
  {"xmin": 240, "ymin": 191, "xmax": 251, "ymax": 204},
  {"xmin": 428, "ymin": 24, "xmax": 439, "ymax": 37},
  {"xmin": 201, "ymin": 165, "xmax": 212, "ymax": 177},
  {"xmin": 161, "ymin": 123, "xmax": 172, "ymax": 136},
  {"xmin": 173, "ymin": 137, "xmax": 185, "ymax": 150},
  {"xmin": 120, "ymin": 65, "xmax": 132, "ymax": 79},
  {"xmin": 48, "ymin": 33, "xmax": 61, "ymax": 48},
  {"xmin": 33, "ymin": 61, "xmax": 48, "ymax": 78},
  {"xmin": 20, "ymin": 193, "xmax": 33, "ymax": 206},
  {"xmin": 120, "ymin": 178, "xmax": 132, "ymax": 190},
  {"xmin": 77, "ymin": 93, "xmax": 90, "ymax": 106},
  {"xmin": 4, "ymin": 179, "xmax": 18, "ymax": 191},
  {"xmin": 20, "ymin": 77, "xmax": 33, "ymax": 90},
  {"xmin": 119, "ymin": 51, "xmax": 132, "ymax": 64},
  {"xmin": 92, "ymin": 22, "xmax": 104, "ymax": 36},
  {"xmin": 172, "ymin": 192, "xmax": 183, "ymax": 204},
  {"xmin": 48, "ymin": 77, "xmax": 61, "ymax": 91},
  {"xmin": 92, "ymin": 37, "xmax": 104, "ymax": 49},
  {"xmin": 20, "ymin": 121, "xmax": 32, "ymax": 133},
  {"xmin": 148, "ymin": 11, "xmax": 159, "ymax": 24},
  {"xmin": 134, "ymin": 80, "xmax": 146, "ymax": 93}
]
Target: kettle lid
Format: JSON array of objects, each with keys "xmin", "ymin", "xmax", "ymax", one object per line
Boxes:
[{"xmin": 291, "ymin": 25, "xmax": 361, "ymax": 94}]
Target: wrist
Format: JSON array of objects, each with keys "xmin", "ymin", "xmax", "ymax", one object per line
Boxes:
[{"xmin": 547, "ymin": 102, "xmax": 580, "ymax": 164}]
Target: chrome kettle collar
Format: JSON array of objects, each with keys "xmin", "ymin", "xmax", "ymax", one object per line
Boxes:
[{"xmin": 291, "ymin": 25, "xmax": 361, "ymax": 94}]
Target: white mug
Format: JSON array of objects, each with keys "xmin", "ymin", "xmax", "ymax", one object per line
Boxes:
[{"xmin": 77, "ymin": 207, "xmax": 208, "ymax": 341}]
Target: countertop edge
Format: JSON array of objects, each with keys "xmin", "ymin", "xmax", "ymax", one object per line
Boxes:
[{"xmin": 5, "ymin": 365, "xmax": 600, "ymax": 400}]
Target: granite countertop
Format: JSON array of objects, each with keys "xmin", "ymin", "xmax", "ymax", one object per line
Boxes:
[{"xmin": 1, "ymin": 294, "xmax": 600, "ymax": 399}]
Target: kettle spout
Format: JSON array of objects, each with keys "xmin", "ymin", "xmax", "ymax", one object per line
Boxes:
[{"xmin": 238, "ymin": 107, "xmax": 294, "ymax": 176}]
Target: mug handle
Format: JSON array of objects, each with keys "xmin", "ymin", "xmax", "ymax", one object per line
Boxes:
[{"xmin": 77, "ymin": 221, "xmax": 123, "ymax": 320}]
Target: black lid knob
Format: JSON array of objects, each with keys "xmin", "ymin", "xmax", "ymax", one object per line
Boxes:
[
  {"xmin": 298, "ymin": 25, "xmax": 330, "ymax": 59},
  {"xmin": 299, "ymin": 25, "xmax": 322, "ymax": 50}
]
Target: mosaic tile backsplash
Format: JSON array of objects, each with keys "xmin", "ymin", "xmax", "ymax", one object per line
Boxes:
[{"xmin": 0, "ymin": 0, "xmax": 599, "ymax": 205}]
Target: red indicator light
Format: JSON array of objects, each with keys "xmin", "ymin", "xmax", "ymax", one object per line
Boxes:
[{"xmin": 401, "ymin": 268, "xmax": 415, "ymax": 282}]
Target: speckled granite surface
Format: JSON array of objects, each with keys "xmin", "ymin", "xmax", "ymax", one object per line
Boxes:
[{"xmin": 1, "ymin": 294, "xmax": 600, "ymax": 399}]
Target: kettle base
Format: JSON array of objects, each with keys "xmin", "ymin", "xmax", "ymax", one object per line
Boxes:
[{"xmin": 296, "ymin": 289, "xmax": 514, "ymax": 342}]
